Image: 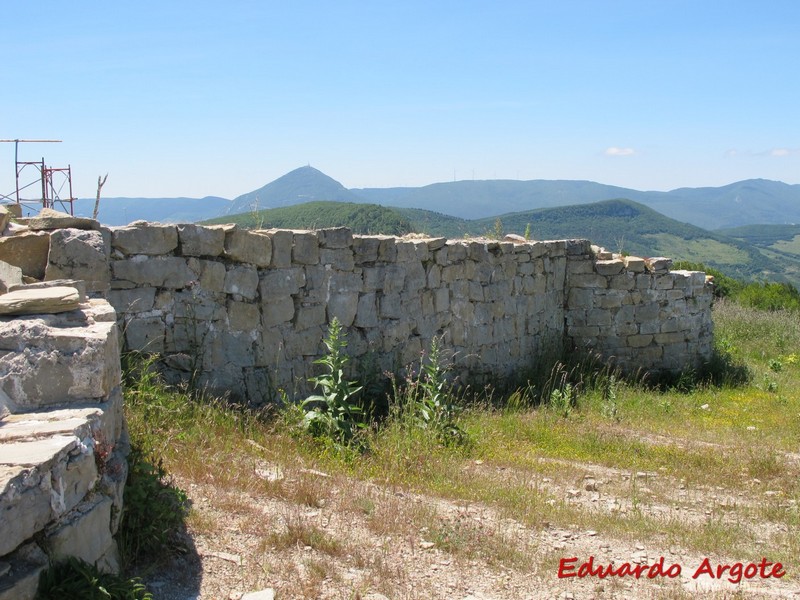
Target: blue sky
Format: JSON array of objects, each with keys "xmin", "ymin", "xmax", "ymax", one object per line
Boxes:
[{"xmin": 2, "ymin": 1, "xmax": 798, "ymax": 200}]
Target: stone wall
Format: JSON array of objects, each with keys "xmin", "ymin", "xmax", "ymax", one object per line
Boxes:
[
  {"xmin": 0, "ymin": 211, "xmax": 715, "ymax": 407},
  {"xmin": 0, "ymin": 299, "xmax": 127, "ymax": 600},
  {"xmin": 102, "ymin": 223, "xmax": 713, "ymax": 403}
]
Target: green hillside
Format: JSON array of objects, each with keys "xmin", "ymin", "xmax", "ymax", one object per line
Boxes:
[
  {"xmin": 404, "ymin": 199, "xmax": 800, "ymax": 285},
  {"xmin": 203, "ymin": 201, "xmax": 412, "ymax": 236}
]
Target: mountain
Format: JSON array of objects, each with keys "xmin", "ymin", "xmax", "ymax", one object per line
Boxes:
[
  {"xmin": 718, "ymin": 224, "xmax": 800, "ymax": 285},
  {"xmin": 70, "ymin": 196, "xmax": 231, "ymax": 226},
  {"xmin": 356, "ymin": 178, "xmax": 800, "ymax": 230},
  {"xmin": 225, "ymin": 166, "xmax": 365, "ymax": 215}
]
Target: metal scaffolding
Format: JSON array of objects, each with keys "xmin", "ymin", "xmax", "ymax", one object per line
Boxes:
[{"xmin": 1, "ymin": 139, "xmax": 76, "ymax": 215}]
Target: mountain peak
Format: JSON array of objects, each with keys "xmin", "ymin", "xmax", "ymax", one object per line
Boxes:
[{"xmin": 228, "ymin": 166, "xmax": 362, "ymax": 214}]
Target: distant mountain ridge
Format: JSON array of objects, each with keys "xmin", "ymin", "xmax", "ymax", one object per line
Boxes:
[{"xmin": 77, "ymin": 165, "xmax": 800, "ymax": 231}]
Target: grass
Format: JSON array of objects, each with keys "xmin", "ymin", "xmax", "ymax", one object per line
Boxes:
[{"xmin": 121, "ymin": 299, "xmax": 800, "ymax": 596}]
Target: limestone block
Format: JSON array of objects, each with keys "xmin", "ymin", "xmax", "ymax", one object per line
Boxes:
[
  {"xmin": 327, "ymin": 293, "xmax": 358, "ymax": 327},
  {"xmin": 318, "ymin": 227, "xmax": 352, "ymax": 249},
  {"xmin": 0, "ymin": 260, "xmax": 23, "ymax": 293},
  {"xmin": 0, "ymin": 542, "xmax": 48, "ymax": 600},
  {"xmin": 177, "ymin": 224, "xmax": 225, "ymax": 257},
  {"xmin": 203, "ymin": 330, "xmax": 255, "ymax": 369},
  {"xmin": 594, "ymin": 259, "xmax": 624, "ymax": 276},
  {"xmin": 320, "ymin": 248, "xmax": 355, "ymax": 271},
  {"xmin": 395, "ymin": 241, "xmax": 417, "ymax": 262},
  {"xmin": 0, "ymin": 466, "xmax": 53, "ymax": 557},
  {"xmin": 268, "ymin": 229, "xmax": 292, "ymax": 268},
  {"xmin": 627, "ymin": 334, "xmax": 654, "ymax": 348},
  {"xmin": 107, "ymin": 287, "xmax": 156, "ymax": 313},
  {"xmin": 328, "ymin": 270, "xmax": 364, "ymax": 294},
  {"xmin": 259, "ymin": 268, "xmax": 306, "ymax": 298},
  {"xmin": 228, "ymin": 300, "xmax": 260, "ymax": 331},
  {"xmin": 0, "ymin": 231, "xmax": 50, "ymax": 279},
  {"xmin": 111, "ymin": 223, "xmax": 177, "ymax": 255},
  {"xmin": 27, "ymin": 208, "xmax": 99, "ymax": 231},
  {"xmin": 645, "ymin": 256, "xmax": 672, "ymax": 273},
  {"xmin": 292, "ymin": 231, "xmax": 320, "ymax": 265},
  {"xmin": 608, "ymin": 273, "xmax": 636, "ymax": 290},
  {"xmin": 224, "ymin": 265, "xmax": 259, "ymax": 299},
  {"xmin": 283, "ymin": 327, "xmax": 323, "ymax": 357},
  {"xmin": 194, "ymin": 259, "xmax": 226, "ymax": 292},
  {"xmin": 0, "ymin": 205, "xmax": 12, "ymax": 232},
  {"xmin": 404, "ymin": 261, "xmax": 427, "ymax": 291},
  {"xmin": 378, "ymin": 237, "xmax": 397, "ymax": 262},
  {"xmin": 379, "ymin": 292, "xmax": 402, "ymax": 319},
  {"xmin": 362, "ymin": 266, "xmax": 385, "ymax": 292},
  {"xmin": 45, "ymin": 228, "xmax": 111, "ymax": 293},
  {"xmin": 124, "ymin": 316, "xmax": 165, "ymax": 353},
  {"xmin": 0, "ymin": 286, "xmax": 81, "ymax": 315},
  {"xmin": 112, "ymin": 256, "xmax": 194, "ymax": 288},
  {"xmin": 567, "ymin": 274, "xmax": 608, "ymax": 289},
  {"xmin": 434, "ymin": 287, "xmax": 450, "ymax": 313},
  {"xmin": 295, "ymin": 304, "xmax": 326, "ymax": 330},
  {"xmin": 224, "ymin": 229, "xmax": 272, "ymax": 267},
  {"xmin": 45, "ymin": 496, "xmax": 117, "ymax": 572},
  {"xmin": 383, "ymin": 264, "xmax": 406, "ymax": 293},
  {"xmin": 0, "ymin": 312, "xmax": 120, "ymax": 408},
  {"xmin": 262, "ymin": 296, "xmax": 295, "ymax": 327},
  {"xmin": 354, "ymin": 293, "xmax": 378, "ymax": 328},
  {"xmin": 623, "ymin": 256, "xmax": 646, "ymax": 273},
  {"xmin": 352, "ymin": 236, "xmax": 381, "ymax": 264}
]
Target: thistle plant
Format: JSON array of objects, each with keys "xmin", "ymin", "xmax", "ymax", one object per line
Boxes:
[{"xmin": 300, "ymin": 318, "xmax": 364, "ymax": 445}]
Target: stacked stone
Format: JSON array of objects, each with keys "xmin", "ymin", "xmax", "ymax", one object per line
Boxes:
[
  {"xmin": 565, "ymin": 244, "xmax": 714, "ymax": 373},
  {"xmin": 108, "ymin": 223, "xmax": 572, "ymax": 401},
  {"xmin": 0, "ymin": 300, "xmax": 126, "ymax": 600}
]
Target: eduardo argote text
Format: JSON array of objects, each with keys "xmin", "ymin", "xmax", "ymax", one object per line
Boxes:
[{"xmin": 558, "ymin": 556, "xmax": 786, "ymax": 584}]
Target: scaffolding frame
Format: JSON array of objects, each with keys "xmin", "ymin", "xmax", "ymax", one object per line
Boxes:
[{"xmin": 1, "ymin": 139, "xmax": 76, "ymax": 215}]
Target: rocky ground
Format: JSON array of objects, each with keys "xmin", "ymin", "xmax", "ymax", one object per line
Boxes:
[{"xmin": 141, "ymin": 449, "xmax": 800, "ymax": 600}]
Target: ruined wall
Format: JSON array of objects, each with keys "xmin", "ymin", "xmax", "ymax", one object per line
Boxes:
[
  {"xmin": 0, "ymin": 299, "xmax": 127, "ymax": 600},
  {"xmin": 103, "ymin": 223, "xmax": 714, "ymax": 403}
]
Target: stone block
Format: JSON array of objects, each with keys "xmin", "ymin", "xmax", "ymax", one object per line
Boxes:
[
  {"xmin": 107, "ymin": 287, "xmax": 156, "ymax": 313},
  {"xmin": 27, "ymin": 208, "xmax": 99, "ymax": 231},
  {"xmin": 623, "ymin": 256, "xmax": 646, "ymax": 273},
  {"xmin": 594, "ymin": 259, "xmax": 624, "ymax": 276},
  {"xmin": 627, "ymin": 334, "xmax": 654, "ymax": 348},
  {"xmin": 295, "ymin": 304, "xmax": 326, "ymax": 330},
  {"xmin": 320, "ymin": 248, "xmax": 355, "ymax": 271},
  {"xmin": 45, "ymin": 228, "xmax": 111, "ymax": 293},
  {"xmin": 645, "ymin": 256, "xmax": 672, "ymax": 273},
  {"xmin": 0, "ymin": 309, "xmax": 121, "ymax": 408},
  {"xmin": 228, "ymin": 300, "xmax": 261, "ymax": 331},
  {"xmin": 268, "ymin": 229, "xmax": 293, "ymax": 267},
  {"xmin": 262, "ymin": 296, "xmax": 295, "ymax": 327},
  {"xmin": 292, "ymin": 231, "xmax": 320, "ymax": 265},
  {"xmin": 224, "ymin": 265, "xmax": 259, "ymax": 299},
  {"xmin": 224, "ymin": 229, "xmax": 272, "ymax": 267},
  {"xmin": 0, "ymin": 231, "xmax": 50, "ymax": 279},
  {"xmin": 45, "ymin": 496, "xmax": 118, "ymax": 572},
  {"xmin": 352, "ymin": 236, "xmax": 381, "ymax": 264},
  {"xmin": 318, "ymin": 227, "xmax": 352, "ymax": 249},
  {"xmin": 177, "ymin": 224, "xmax": 225, "ymax": 257},
  {"xmin": 259, "ymin": 268, "xmax": 305, "ymax": 298},
  {"xmin": 0, "ymin": 542, "xmax": 48, "ymax": 600},
  {"xmin": 112, "ymin": 256, "xmax": 194, "ymax": 288},
  {"xmin": 124, "ymin": 316, "xmax": 165, "ymax": 353},
  {"xmin": 0, "ymin": 260, "xmax": 23, "ymax": 293},
  {"xmin": 192, "ymin": 259, "xmax": 226, "ymax": 292},
  {"xmin": 327, "ymin": 293, "xmax": 358, "ymax": 327},
  {"xmin": 0, "ymin": 286, "xmax": 81, "ymax": 316},
  {"xmin": 354, "ymin": 293, "xmax": 378, "ymax": 328},
  {"xmin": 111, "ymin": 223, "xmax": 177, "ymax": 255}
]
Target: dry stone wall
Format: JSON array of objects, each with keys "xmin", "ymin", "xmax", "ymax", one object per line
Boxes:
[{"xmin": 102, "ymin": 223, "xmax": 713, "ymax": 403}]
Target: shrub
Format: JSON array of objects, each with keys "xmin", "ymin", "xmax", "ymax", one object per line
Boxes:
[{"xmin": 37, "ymin": 557, "xmax": 152, "ymax": 600}]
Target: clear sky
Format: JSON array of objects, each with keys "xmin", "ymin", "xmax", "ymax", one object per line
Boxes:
[{"xmin": 2, "ymin": 1, "xmax": 798, "ymax": 200}]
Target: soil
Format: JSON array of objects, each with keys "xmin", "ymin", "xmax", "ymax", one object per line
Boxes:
[{"xmin": 140, "ymin": 450, "xmax": 800, "ymax": 600}]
